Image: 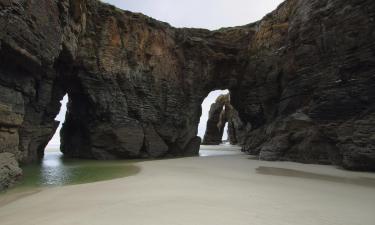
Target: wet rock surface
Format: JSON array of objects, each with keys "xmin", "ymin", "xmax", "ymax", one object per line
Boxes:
[{"xmin": 0, "ymin": 0, "xmax": 374, "ymax": 173}]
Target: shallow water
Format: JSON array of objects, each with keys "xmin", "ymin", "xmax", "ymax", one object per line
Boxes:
[
  {"xmin": 13, "ymin": 151, "xmax": 140, "ymax": 190},
  {"xmin": 0, "ymin": 146, "xmax": 241, "ymax": 207},
  {"xmin": 7, "ymin": 146, "xmax": 240, "ymax": 190},
  {"xmin": 0, "ymin": 151, "xmax": 140, "ymax": 206},
  {"xmin": 199, "ymin": 144, "xmax": 242, "ymax": 157}
]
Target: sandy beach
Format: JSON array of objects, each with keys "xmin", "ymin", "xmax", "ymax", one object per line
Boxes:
[{"xmin": 1, "ymin": 146, "xmax": 375, "ymax": 225}]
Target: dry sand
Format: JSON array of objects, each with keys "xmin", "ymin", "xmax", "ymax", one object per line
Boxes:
[{"xmin": 1, "ymin": 145, "xmax": 375, "ymax": 225}]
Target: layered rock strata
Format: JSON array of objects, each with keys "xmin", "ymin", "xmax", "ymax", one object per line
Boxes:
[
  {"xmin": 0, "ymin": 0, "xmax": 374, "ymax": 173},
  {"xmin": 0, "ymin": 153, "xmax": 22, "ymax": 190}
]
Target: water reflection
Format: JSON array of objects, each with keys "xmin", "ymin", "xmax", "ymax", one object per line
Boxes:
[
  {"xmin": 41, "ymin": 152, "xmax": 69, "ymax": 186},
  {"xmin": 42, "ymin": 152, "xmax": 63, "ymax": 167},
  {"xmin": 199, "ymin": 144, "xmax": 242, "ymax": 157}
]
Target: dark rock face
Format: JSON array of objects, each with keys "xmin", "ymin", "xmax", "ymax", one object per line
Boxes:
[
  {"xmin": 226, "ymin": 103, "xmax": 247, "ymax": 146},
  {"xmin": 233, "ymin": 0, "xmax": 375, "ymax": 171},
  {"xmin": 202, "ymin": 94, "xmax": 245, "ymax": 145},
  {"xmin": 0, "ymin": 153, "xmax": 22, "ymax": 190},
  {"xmin": 0, "ymin": 0, "xmax": 374, "ymax": 173},
  {"xmin": 202, "ymin": 94, "xmax": 229, "ymax": 145}
]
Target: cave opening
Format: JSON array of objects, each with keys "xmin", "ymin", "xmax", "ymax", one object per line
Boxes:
[
  {"xmin": 198, "ymin": 89, "xmax": 230, "ymax": 145},
  {"xmin": 45, "ymin": 94, "xmax": 69, "ymax": 153}
]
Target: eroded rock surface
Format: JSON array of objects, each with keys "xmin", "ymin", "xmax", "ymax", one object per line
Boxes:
[
  {"xmin": 0, "ymin": 153, "xmax": 22, "ymax": 190},
  {"xmin": 233, "ymin": 0, "xmax": 375, "ymax": 171},
  {"xmin": 202, "ymin": 94, "xmax": 229, "ymax": 145},
  {"xmin": 0, "ymin": 0, "xmax": 374, "ymax": 172},
  {"xmin": 202, "ymin": 94, "xmax": 245, "ymax": 145}
]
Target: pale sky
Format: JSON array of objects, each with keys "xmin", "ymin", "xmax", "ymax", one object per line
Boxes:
[
  {"xmin": 48, "ymin": 95, "xmax": 68, "ymax": 148},
  {"xmin": 47, "ymin": 0, "xmax": 283, "ymax": 148},
  {"xmin": 101, "ymin": 0, "xmax": 283, "ymax": 30}
]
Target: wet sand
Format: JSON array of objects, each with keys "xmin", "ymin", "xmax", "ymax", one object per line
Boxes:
[
  {"xmin": 0, "ymin": 145, "xmax": 375, "ymax": 225},
  {"xmin": 0, "ymin": 188, "xmax": 42, "ymax": 208}
]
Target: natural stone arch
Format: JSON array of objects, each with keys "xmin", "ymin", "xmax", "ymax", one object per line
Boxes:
[
  {"xmin": 51, "ymin": 2, "xmax": 250, "ymax": 160},
  {"xmin": 0, "ymin": 0, "xmax": 374, "ymax": 172},
  {"xmin": 202, "ymin": 94, "xmax": 230, "ymax": 145},
  {"xmin": 202, "ymin": 93, "xmax": 246, "ymax": 146}
]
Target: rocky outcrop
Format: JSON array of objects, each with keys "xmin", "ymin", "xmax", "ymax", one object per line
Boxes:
[
  {"xmin": 233, "ymin": 0, "xmax": 375, "ymax": 171},
  {"xmin": 226, "ymin": 104, "xmax": 247, "ymax": 146},
  {"xmin": 202, "ymin": 94, "xmax": 229, "ymax": 145},
  {"xmin": 0, "ymin": 153, "xmax": 22, "ymax": 190},
  {"xmin": 0, "ymin": 0, "xmax": 81, "ymax": 163},
  {"xmin": 0, "ymin": 0, "xmax": 374, "ymax": 171},
  {"xmin": 202, "ymin": 94, "xmax": 246, "ymax": 145}
]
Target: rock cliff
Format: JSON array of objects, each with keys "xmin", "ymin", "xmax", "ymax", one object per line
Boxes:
[
  {"xmin": 0, "ymin": 0, "xmax": 374, "ymax": 186},
  {"xmin": 234, "ymin": 0, "xmax": 375, "ymax": 170}
]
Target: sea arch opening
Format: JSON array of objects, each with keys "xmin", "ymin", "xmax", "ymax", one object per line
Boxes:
[
  {"xmin": 198, "ymin": 89, "xmax": 230, "ymax": 145},
  {"xmin": 30, "ymin": 93, "xmax": 140, "ymax": 187},
  {"xmin": 46, "ymin": 94, "xmax": 69, "ymax": 153},
  {"xmin": 198, "ymin": 89, "xmax": 244, "ymax": 157}
]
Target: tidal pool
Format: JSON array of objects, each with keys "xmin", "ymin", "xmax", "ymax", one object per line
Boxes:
[
  {"xmin": 8, "ymin": 145, "xmax": 240, "ymax": 191},
  {"xmin": 0, "ymin": 151, "xmax": 139, "ymax": 207},
  {"xmin": 13, "ymin": 151, "xmax": 140, "ymax": 190},
  {"xmin": 1, "ymin": 145, "xmax": 241, "ymax": 206}
]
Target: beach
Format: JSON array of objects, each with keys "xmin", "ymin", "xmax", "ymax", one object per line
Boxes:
[{"xmin": 0, "ymin": 146, "xmax": 375, "ymax": 225}]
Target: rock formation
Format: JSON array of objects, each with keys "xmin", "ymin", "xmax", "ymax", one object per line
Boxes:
[
  {"xmin": 0, "ymin": 153, "xmax": 22, "ymax": 190},
  {"xmin": 202, "ymin": 94, "xmax": 229, "ymax": 145},
  {"xmin": 226, "ymin": 103, "xmax": 247, "ymax": 146},
  {"xmin": 0, "ymin": 0, "xmax": 374, "ymax": 187},
  {"xmin": 202, "ymin": 94, "xmax": 245, "ymax": 145},
  {"xmin": 232, "ymin": 0, "xmax": 375, "ymax": 171}
]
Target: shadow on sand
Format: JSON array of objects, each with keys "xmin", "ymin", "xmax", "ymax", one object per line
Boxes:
[{"xmin": 256, "ymin": 166, "xmax": 375, "ymax": 188}]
